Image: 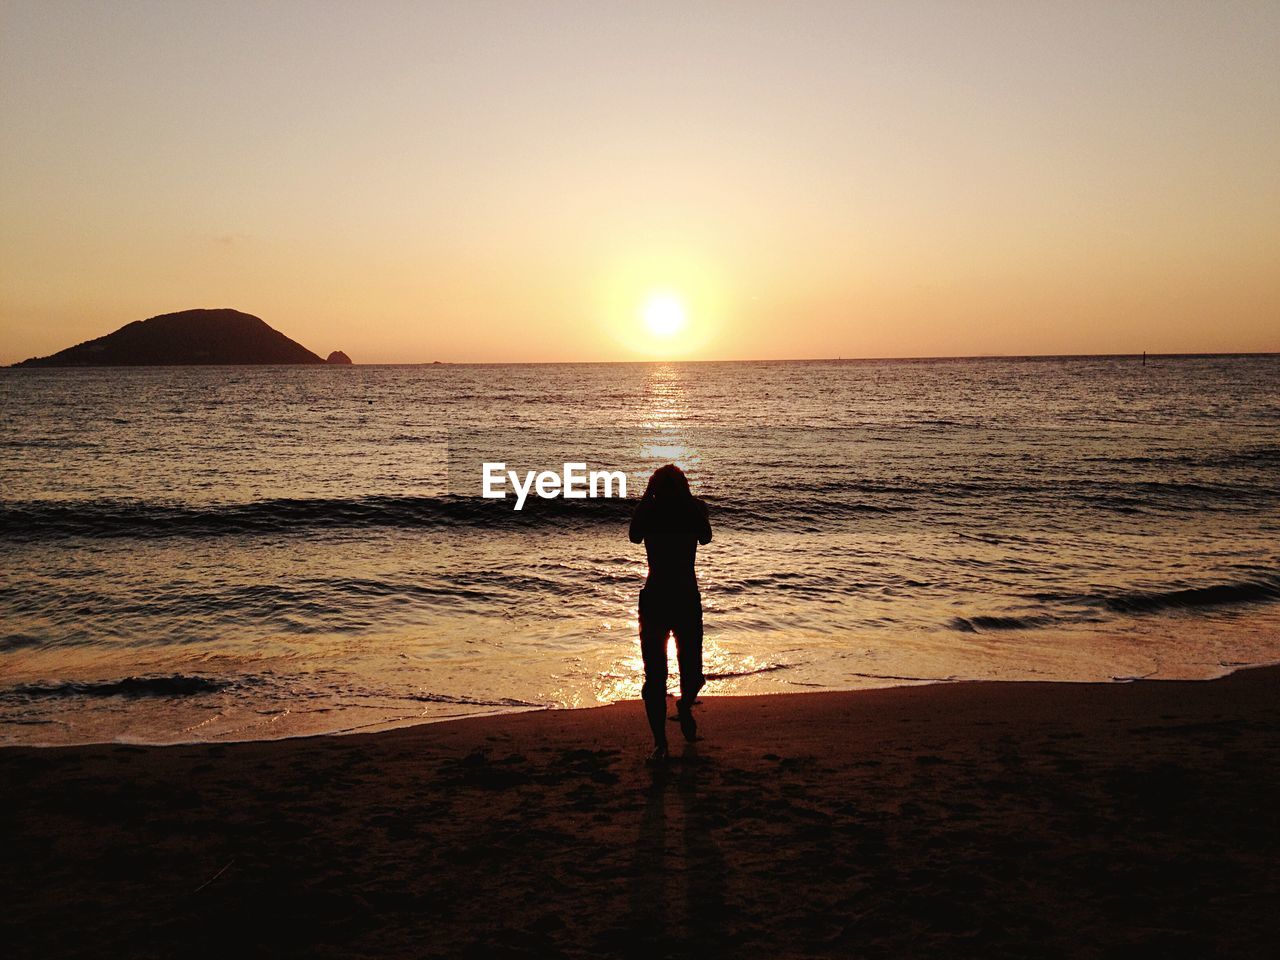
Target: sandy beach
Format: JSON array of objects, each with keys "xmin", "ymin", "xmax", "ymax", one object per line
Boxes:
[{"xmin": 2, "ymin": 666, "xmax": 1277, "ymax": 958}]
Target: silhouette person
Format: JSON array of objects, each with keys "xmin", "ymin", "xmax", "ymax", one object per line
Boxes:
[{"xmin": 629, "ymin": 464, "xmax": 712, "ymax": 761}]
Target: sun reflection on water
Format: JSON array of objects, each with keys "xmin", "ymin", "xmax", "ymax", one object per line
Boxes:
[
  {"xmin": 591, "ymin": 634, "xmax": 778, "ymax": 705},
  {"xmin": 637, "ymin": 363, "xmax": 705, "ymax": 491}
]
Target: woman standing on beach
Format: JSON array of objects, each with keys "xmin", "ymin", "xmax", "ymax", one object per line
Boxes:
[{"xmin": 629, "ymin": 464, "xmax": 712, "ymax": 761}]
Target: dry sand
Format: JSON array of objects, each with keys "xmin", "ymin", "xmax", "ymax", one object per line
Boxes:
[{"xmin": 3, "ymin": 667, "xmax": 1278, "ymax": 958}]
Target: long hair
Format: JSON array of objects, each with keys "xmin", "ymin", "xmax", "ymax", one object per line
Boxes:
[{"xmin": 642, "ymin": 463, "xmax": 692, "ymax": 503}]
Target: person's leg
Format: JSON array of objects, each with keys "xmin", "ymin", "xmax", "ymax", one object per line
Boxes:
[
  {"xmin": 672, "ymin": 592, "xmax": 705, "ymax": 742},
  {"xmin": 638, "ymin": 590, "xmax": 670, "ymax": 755}
]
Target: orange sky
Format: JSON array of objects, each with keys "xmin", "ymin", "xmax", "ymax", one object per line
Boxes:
[{"xmin": 2, "ymin": 2, "xmax": 1278, "ymax": 364}]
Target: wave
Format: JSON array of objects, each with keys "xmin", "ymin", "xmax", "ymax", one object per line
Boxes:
[
  {"xmin": 7, "ymin": 470, "xmax": 1273, "ymax": 544},
  {"xmin": 704, "ymin": 662, "xmax": 796, "ymax": 680},
  {"xmin": 950, "ymin": 573, "xmax": 1280, "ymax": 630},
  {"xmin": 2, "ymin": 674, "xmax": 238, "ymax": 700},
  {"xmin": 405, "ymin": 692, "xmax": 545, "ymax": 708},
  {"xmin": 948, "ymin": 614, "xmax": 1054, "ymax": 632},
  {"xmin": 1097, "ymin": 576, "xmax": 1280, "ymax": 614},
  {"xmin": 0, "ymin": 495, "xmax": 635, "ymax": 540},
  {"xmin": 0, "ymin": 493, "xmax": 915, "ymax": 540}
]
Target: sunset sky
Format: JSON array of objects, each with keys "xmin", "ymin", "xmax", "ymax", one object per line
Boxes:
[{"xmin": 2, "ymin": 1, "xmax": 1277, "ymax": 364}]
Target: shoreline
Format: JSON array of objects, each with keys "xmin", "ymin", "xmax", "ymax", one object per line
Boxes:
[
  {"xmin": 4, "ymin": 665, "xmax": 1277, "ymax": 957},
  {"xmin": 5, "ymin": 659, "xmax": 1277, "ymax": 751}
]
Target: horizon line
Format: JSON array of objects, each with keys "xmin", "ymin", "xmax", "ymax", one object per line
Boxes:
[
  {"xmin": 6, "ymin": 349, "xmax": 1279, "ymax": 369},
  {"xmin": 353, "ymin": 349, "xmax": 1280, "ymax": 366}
]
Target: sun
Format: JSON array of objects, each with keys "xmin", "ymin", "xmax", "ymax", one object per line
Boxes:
[{"xmin": 642, "ymin": 292, "xmax": 687, "ymax": 337}]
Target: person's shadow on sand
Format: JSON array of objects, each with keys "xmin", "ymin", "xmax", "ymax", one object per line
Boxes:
[{"xmin": 625, "ymin": 744, "xmax": 728, "ymax": 958}]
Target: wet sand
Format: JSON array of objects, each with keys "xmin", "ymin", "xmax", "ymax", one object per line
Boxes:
[{"xmin": 3, "ymin": 667, "xmax": 1278, "ymax": 958}]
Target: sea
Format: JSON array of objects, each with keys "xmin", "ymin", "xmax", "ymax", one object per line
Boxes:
[{"xmin": 2, "ymin": 355, "xmax": 1278, "ymax": 745}]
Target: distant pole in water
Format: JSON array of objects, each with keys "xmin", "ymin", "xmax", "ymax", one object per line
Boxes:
[{"xmin": 1142, "ymin": 351, "xmax": 1146, "ymax": 366}]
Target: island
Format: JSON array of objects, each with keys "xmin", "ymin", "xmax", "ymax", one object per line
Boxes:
[
  {"xmin": 11, "ymin": 308, "xmax": 335, "ymax": 367},
  {"xmin": 325, "ymin": 350, "xmax": 352, "ymax": 365}
]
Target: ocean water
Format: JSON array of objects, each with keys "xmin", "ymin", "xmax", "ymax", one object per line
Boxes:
[{"xmin": 1, "ymin": 355, "xmax": 1278, "ymax": 745}]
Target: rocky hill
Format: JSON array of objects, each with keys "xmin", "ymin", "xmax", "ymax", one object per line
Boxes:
[{"xmin": 13, "ymin": 309, "xmax": 330, "ymax": 366}]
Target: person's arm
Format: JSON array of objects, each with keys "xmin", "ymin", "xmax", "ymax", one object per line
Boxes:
[
  {"xmin": 696, "ymin": 499, "xmax": 712, "ymax": 545},
  {"xmin": 629, "ymin": 502, "xmax": 648, "ymax": 544}
]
